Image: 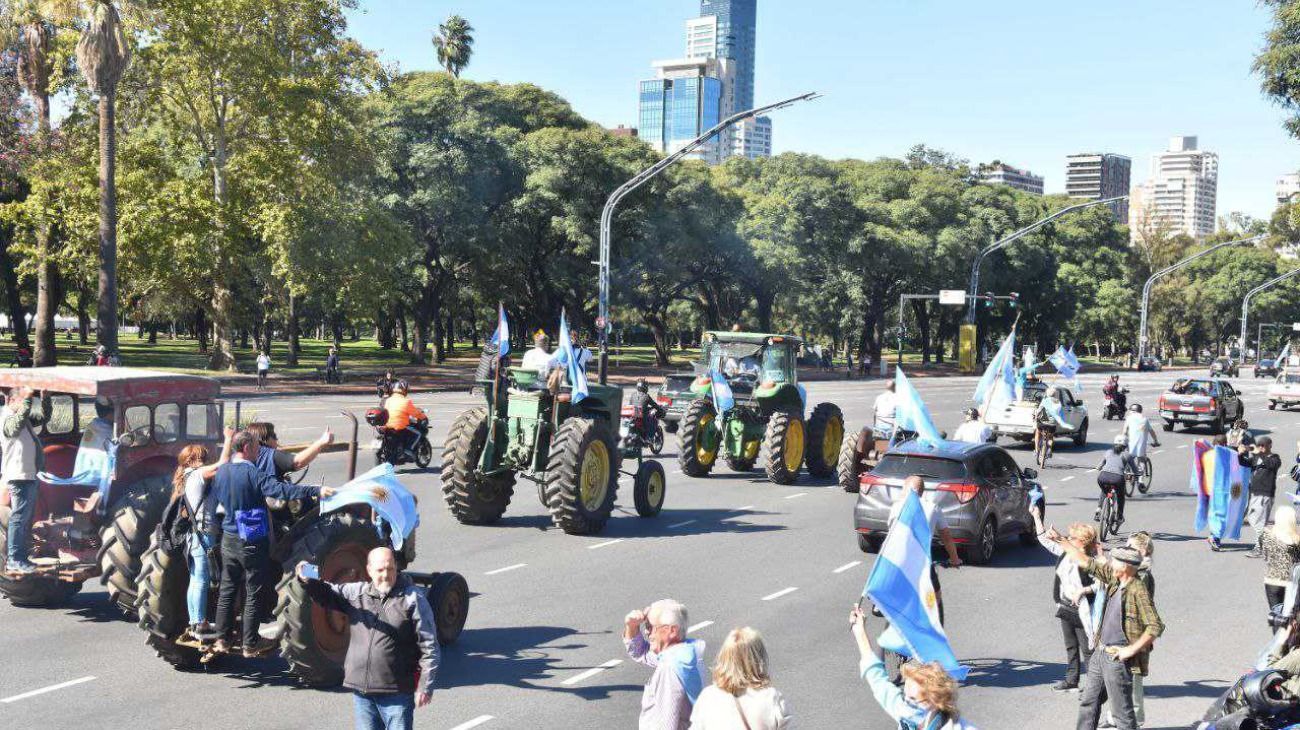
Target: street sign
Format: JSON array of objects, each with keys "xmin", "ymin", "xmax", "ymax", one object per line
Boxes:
[{"xmin": 939, "ymin": 289, "xmax": 966, "ymax": 306}]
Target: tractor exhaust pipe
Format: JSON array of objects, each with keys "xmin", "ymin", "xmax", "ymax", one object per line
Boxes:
[{"xmin": 342, "ymin": 410, "xmax": 358, "ymax": 480}]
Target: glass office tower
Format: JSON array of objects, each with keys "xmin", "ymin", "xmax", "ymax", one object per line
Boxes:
[{"xmin": 699, "ymin": 0, "xmax": 756, "ymax": 110}]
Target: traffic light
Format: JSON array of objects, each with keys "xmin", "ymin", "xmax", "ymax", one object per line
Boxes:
[
  {"xmin": 983, "ymin": 292, "xmax": 995, "ymax": 308},
  {"xmin": 1009, "ymin": 292, "xmax": 1020, "ymax": 308}
]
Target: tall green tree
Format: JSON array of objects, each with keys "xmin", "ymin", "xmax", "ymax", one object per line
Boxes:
[{"xmin": 432, "ymin": 14, "xmax": 473, "ymax": 78}]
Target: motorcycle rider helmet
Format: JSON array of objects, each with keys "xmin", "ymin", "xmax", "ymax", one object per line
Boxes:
[
  {"xmin": 964, "ymin": 407, "xmax": 979, "ymax": 420},
  {"xmin": 1240, "ymin": 669, "xmax": 1295, "ymax": 717},
  {"xmin": 1113, "ymin": 434, "xmax": 1128, "ymax": 447},
  {"xmin": 636, "ymin": 379, "xmax": 649, "ymax": 393},
  {"xmin": 1129, "ymin": 403, "xmax": 1142, "ymax": 413},
  {"xmin": 394, "ymin": 380, "xmax": 409, "ymax": 395}
]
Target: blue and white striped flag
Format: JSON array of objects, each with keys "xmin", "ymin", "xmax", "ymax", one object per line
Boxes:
[
  {"xmin": 320, "ymin": 463, "xmax": 420, "ymax": 550},
  {"xmin": 865, "ymin": 490, "xmax": 968, "ymax": 679},
  {"xmin": 894, "ymin": 368, "xmax": 943, "ymax": 444},
  {"xmin": 489, "ymin": 303, "xmax": 510, "ymax": 359},
  {"xmin": 555, "ymin": 309, "xmax": 589, "ymax": 403},
  {"xmin": 710, "ymin": 367, "xmax": 735, "ymax": 414}
]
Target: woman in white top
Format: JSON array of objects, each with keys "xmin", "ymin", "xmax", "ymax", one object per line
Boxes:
[
  {"xmin": 256, "ymin": 351, "xmax": 271, "ymax": 390},
  {"xmin": 690, "ymin": 627, "xmax": 791, "ymax": 729},
  {"xmin": 170, "ymin": 429, "xmax": 234, "ymax": 639}
]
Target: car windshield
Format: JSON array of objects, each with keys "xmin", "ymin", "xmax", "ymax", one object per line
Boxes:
[
  {"xmin": 1285, "ymin": 373, "xmax": 1300, "ymax": 385},
  {"xmin": 761, "ymin": 344, "xmax": 792, "ymax": 382},
  {"xmin": 701, "ymin": 342, "xmax": 763, "ymax": 377},
  {"xmin": 871, "ymin": 454, "xmax": 968, "ymax": 481},
  {"xmin": 1172, "ymin": 379, "xmax": 1212, "ymax": 396}
]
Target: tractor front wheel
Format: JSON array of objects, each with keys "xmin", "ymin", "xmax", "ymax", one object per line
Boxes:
[
  {"xmin": 633, "ymin": 461, "xmax": 667, "ymax": 517},
  {"xmin": 0, "ymin": 505, "xmax": 82, "ymax": 607},
  {"xmin": 441, "ymin": 407, "xmax": 516, "ymax": 525},
  {"xmin": 428, "ymin": 572, "xmax": 470, "ymax": 645},
  {"xmin": 806, "ymin": 403, "xmax": 845, "ymax": 479},
  {"xmin": 135, "ymin": 540, "xmax": 203, "ymax": 670},
  {"xmin": 677, "ymin": 400, "xmax": 720, "ymax": 477},
  {"xmin": 764, "ymin": 411, "xmax": 805, "ymax": 485},
  {"xmin": 545, "ymin": 418, "xmax": 619, "ymax": 535},
  {"xmin": 99, "ymin": 474, "xmax": 171, "ymax": 615}
]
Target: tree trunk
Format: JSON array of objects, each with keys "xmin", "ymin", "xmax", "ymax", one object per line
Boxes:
[
  {"xmin": 444, "ymin": 312, "xmax": 454, "ymax": 357},
  {"xmin": 397, "ymin": 302, "xmax": 409, "ymax": 353},
  {"xmin": 147, "ymin": 323, "xmax": 158, "ymax": 344},
  {"xmin": 912, "ymin": 300, "xmax": 932, "ymax": 364},
  {"xmin": 33, "ymin": 258, "xmax": 58, "ymax": 367},
  {"xmin": 207, "ymin": 136, "xmax": 235, "ymax": 370},
  {"xmin": 645, "ymin": 313, "xmax": 671, "ymax": 367},
  {"xmin": 96, "ymin": 91, "xmax": 120, "ymax": 353},
  {"xmin": 286, "ymin": 291, "xmax": 300, "ymax": 366},
  {"xmin": 0, "ymin": 226, "xmax": 29, "ymax": 349},
  {"xmin": 754, "ymin": 288, "xmax": 774, "ymax": 332},
  {"xmin": 194, "ymin": 307, "xmax": 208, "ymax": 353},
  {"xmin": 76, "ymin": 291, "xmax": 90, "ymax": 344}
]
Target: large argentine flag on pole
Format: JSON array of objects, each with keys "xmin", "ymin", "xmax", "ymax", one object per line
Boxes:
[
  {"xmin": 973, "ymin": 330, "xmax": 1013, "ymax": 408},
  {"xmin": 865, "ymin": 490, "xmax": 969, "ymax": 680},
  {"xmin": 894, "ymin": 368, "xmax": 943, "ymax": 443},
  {"xmin": 555, "ymin": 309, "xmax": 590, "ymax": 403}
]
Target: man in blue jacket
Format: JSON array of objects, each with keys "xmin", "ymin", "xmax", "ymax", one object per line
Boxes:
[{"xmin": 211, "ymin": 430, "xmax": 334, "ymax": 657}]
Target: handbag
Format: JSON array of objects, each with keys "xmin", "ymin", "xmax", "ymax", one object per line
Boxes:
[
  {"xmin": 234, "ymin": 507, "xmax": 269, "ymax": 542},
  {"xmin": 732, "ymin": 695, "xmax": 753, "ymax": 730}
]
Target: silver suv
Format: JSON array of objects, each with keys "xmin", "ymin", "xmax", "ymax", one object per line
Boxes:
[{"xmin": 852, "ymin": 441, "xmax": 1042, "ymax": 564}]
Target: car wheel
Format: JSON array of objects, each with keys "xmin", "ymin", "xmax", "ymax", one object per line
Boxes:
[
  {"xmin": 962, "ymin": 518, "xmax": 997, "ymax": 565},
  {"xmin": 1270, "ymin": 401, "xmax": 1278, "ymax": 410},
  {"xmin": 1161, "ymin": 420, "xmax": 1174, "ymax": 432},
  {"xmin": 1072, "ymin": 418, "xmax": 1088, "ymax": 447},
  {"xmin": 857, "ymin": 533, "xmax": 881, "ymax": 554}
]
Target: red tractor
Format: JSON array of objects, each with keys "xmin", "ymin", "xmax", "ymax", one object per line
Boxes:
[{"xmin": 0, "ymin": 367, "xmax": 223, "ymax": 611}]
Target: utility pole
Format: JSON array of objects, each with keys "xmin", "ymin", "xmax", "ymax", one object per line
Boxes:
[{"xmin": 1240, "ymin": 265, "xmax": 1300, "ymax": 358}]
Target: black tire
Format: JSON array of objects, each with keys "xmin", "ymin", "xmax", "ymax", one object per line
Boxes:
[
  {"xmin": 274, "ymin": 510, "xmax": 385, "ymax": 687},
  {"xmin": 838, "ymin": 430, "xmax": 864, "ymax": 493},
  {"xmin": 648, "ymin": 425, "xmax": 664, "ymax": 455},
  {"xmin": 805, "ymin": 403, "xmax": 845, "ymax": 479},
  {"xmin": 1125, "ymin": 473, "xmax": 1136, "ymax": 498},
  {"xmin": 1072, "ymin": 418, "xmax": 1088, "ymax": 447},
  {"xmin": 428, "ymin": 572, "xmax": 469, "ymax": 645},
  {"xmin": 1162, "ymin": 420, "xmax": 1174, "ymax": 432},
  {"xmin": 135, "ymin": 539, "xmax": 204, "ymax": 670},
  {"xmin": 962, "ymin": 518, "xmax": 997, "ymax": 565},
  {"xmin": 677, "ymin": 400, "xmax": 720, "ymax": 477},
  {"xmin": 1137, "ymin": 457, "xmax": 1153, "ymax": 494},
  {"xmin": 664, "ymin": 421, "xmax": 679, "ymax": 434},
  {"xmin": 414, "ymin": 438, "xmax": 433, "ymax": 469},
  {"xmin": 632, "ymin": 461, "xmax": 666, "ymax": 517},
  {"xmin": 544, "ymin": 417, "xmax": 618, "ymax": 535},
  {"xmin": 0, "ymin": 505, "xmax": 82, "ymax": 607},
  {"xmin": 857, "ymin": 533, "xmax": 882, "ymax": 554},
  {"xmin": 1099, "ymin": 496, "xmax": 1115, "ymax": 543},
  {"xmin": 99, "ymin": 474, "xmax": 171, "ymax": 615},
  {"xmin": 764, "ymin": 410, "xmax": 805, "ymax": 485},
  {"xmin": 441, "ymin": 407, "xmax": 516, "ymax": 525},
  {"xmin": 1270, "ymin": 401, "xmax": 1277, "ymax": 410}
]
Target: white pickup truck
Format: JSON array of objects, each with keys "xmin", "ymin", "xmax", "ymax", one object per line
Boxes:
[
  {"xmin": 1269, "ymin": 370, "xmax": 1300, "ymax": 410},
  {"xmin": 983, "ymin": 382, "xmax": 1089, "ymax": 446}
]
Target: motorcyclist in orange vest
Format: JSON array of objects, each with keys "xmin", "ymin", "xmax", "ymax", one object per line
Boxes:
[{"xmin": 382, "ymin": 382, "xmax": 427, "ymax": 455}]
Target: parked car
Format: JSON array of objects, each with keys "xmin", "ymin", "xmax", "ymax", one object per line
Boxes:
[
  {"xmin": 655, "ymin": 373, "xmax": 696, "ymax": 433},
  {"xmin": 1269, "ymin": 370, "xmax": 1300, "ymax": 410},
  {"xmin": 852, "ymin": 441, "xmax": 1042, "ymax": 565},
  {"xmin": 983, "ymin": 381, "xmax": 1088, "ymax": 446},
  {"xmin": 1256, "ymin": 356, "xmax": 1280, "ymax": 379},
  {"xmin": 1210, "ymin": 357, "xmax": 1240, "ymax": 378},
  {"xmin": 1157, "ymin": 377, "xmax": 1245, "ymax": 433},
  {"xmin": 1137, "ymin": 356, "xmax": 1163, "ymax": 372}
]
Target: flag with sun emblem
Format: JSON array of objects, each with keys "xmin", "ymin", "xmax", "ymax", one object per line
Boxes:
[
  {"xmin": 320, "ymin": 463, "xmax": 420, "ymax": 549},
  {"xmin": 1191, "ymin": 440, "xmax": 1250, "ymax": 540},
  {"xmin": 864, "ymin": 490, "xmax": 968, "ymax": 679}
]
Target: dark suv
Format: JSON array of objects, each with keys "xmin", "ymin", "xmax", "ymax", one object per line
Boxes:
[{"xmin": 852, "ymin": 441, "xmax": 1042, "ymax": 565}]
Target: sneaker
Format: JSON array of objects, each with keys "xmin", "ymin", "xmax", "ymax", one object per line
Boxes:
[
  {"xmin": 1208, "ymin": 537, "xmax": 1222, "ymax": 552},
  {"xmin": 1051, "ymin": 680, "xmax": 1078, "ymax": 692},
  {"xmin": 1093, "ymin": 510, "xmax": 1101, "ymax": 521},
  {"xmin": 1098, "ymin": 719, "xmax": 1118, "ymax": 729},
  {"xmin": 242, "ymin": 637, "xmax": 277, "ymax": 658},
  {"xmin": 6, "ymin": 560, "xmax": 37, "ymax": 575},
  {"xmin": 1245, "ymin": 549, "xmax": 1263, "ymax": 559}
]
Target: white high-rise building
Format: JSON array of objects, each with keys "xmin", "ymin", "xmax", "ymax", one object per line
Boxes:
[
  {"xmin": 1277, "ymin": 173, "xmax": 1300, "ymax": 205},
  {"xmin": 1130, "ymin": 136, "xmax": 1218, "ymax": 242},
  {"xmin": 679, "ymin": 4, "xmax": 770, "ymax": 160}
]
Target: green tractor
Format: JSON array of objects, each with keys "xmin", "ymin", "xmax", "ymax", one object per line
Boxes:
[
  {"xmin": 441, "ymin": 366, "xmax": 666, "ymax": 535},
  {"xmin": 677, "ymin": 332, "xmax": 844, "ymax": 485}
]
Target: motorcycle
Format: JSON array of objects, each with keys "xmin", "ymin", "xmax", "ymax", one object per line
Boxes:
[
  {"xmin": 619, "ymin": 405, "xmax": 664, "ymax": 455},
  {"xmin": 1103, "ymin": 387, "xmax": 1128, "ymax": 420},
  {"xmin": 365, "ymin": 408, "xmax": 433, "ymax": 468}
]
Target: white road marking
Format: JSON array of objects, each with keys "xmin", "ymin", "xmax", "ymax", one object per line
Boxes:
[
  {"xmin": 1086, "ymin": 468, "xmax": 1097, "ymax": 473},
  {"xmin": 561, "ymin": 660, "xmax": 622, "ymax": 686},
  {"xmin": 762, "ymin": 587, "xmax": 799, "ymax": 601},
  {"xmin": 587, "ymin": 539, "xmax": 625, "ymax": 550},
  {"xmin": 735, "ymin": 505, "xmax": 755, "ymax": 511},
  {"xmin": 667, "ymin": 519, "xmax": 697, "ymax": 529},
  {"xmin": 1177, "ymin": 444, "xmax": 1189, "ymax": 449},
  {"xmin": 1, "ymin": 676, "xmax": 96, "ymax": 703},
  {"xmin": 832, "ymin": 561, "xmax": 862, "ymax": 574},
  {"xmin": 688, "ymin": 620, "xmax": 714, "ymax": 633},
  {"xmin": 784, "ymin": 492, "xmax": 808, "ymax": 500},
  {"xmin": 484, "ymin": 563, "xmax": 527, "ymax": 576},
  {"xmin": 1061, "ymin": 476, "xmax": 1075, "ymax": 482},
  {"xmin": 449, "ymin": 716, "xmax": 495, "ymax": 730}
]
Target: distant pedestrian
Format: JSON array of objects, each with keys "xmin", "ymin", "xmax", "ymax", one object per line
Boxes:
[
  {"xmin": 1241, "ymin": 437, "xmax": 1283, "ymax": 558},
  {"xmin": 850, "ymin": 606, "xmax": 977, "ymax": 729},
  {"xmin": 2, "ymin": 387, "xmax": 50, "ymax": 574},
  {"xmin": 1033, "ymin": 514, "xmax": 1101, "ymax": 693},
  {"xmin": 689, "ymin": 627, "xmax": 791, "ymax": 730},
  {"xmin": 1261, "ymin": 505, "xmax": 1300, "ymax": 610},
  {"xmin": 624, "ymin": 599, "xmax": 707, "ymax": 730},
  {"xmin": 846, "ymin": 350, "xmax": 855, "ymax": 379},
  {"xmin": 171, "ymin": 431, "xmax": 233, "ymax": 640},
  {"xmin": 256, "ymin": 350, "xmax": 271, "ymax": 390},
  {"xmin": 296, "ymin": 548, "xmax": 438, "ymax": 730},
  {"xmin": 325, "ymin": 347, "xmax": 341, "ymax": 383},
  {"xmin": 952, "ymin": 408, "xmax": 992, "ymax": 444}
]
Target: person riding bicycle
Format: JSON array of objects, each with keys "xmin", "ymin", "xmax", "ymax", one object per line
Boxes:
[
  {"xmin": 382, "ymin": 381, "xmax": 428, "ymax": 458},
  {"xmin": 1034, "ymin": 387, "xmax": 1068, "ymax": 456},
  {"xmin": 1123, "ymin": 403, "xmax": 1160, "ymax": 459},
  {"xmin": 1096, "ymin": 436, "xmax": 1138, "ymax": 527}
]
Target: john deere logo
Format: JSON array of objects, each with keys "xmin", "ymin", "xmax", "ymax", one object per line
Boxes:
[{"xmin": 1231, "ymin": 482, "xmax": 1243, "ymax": 500}]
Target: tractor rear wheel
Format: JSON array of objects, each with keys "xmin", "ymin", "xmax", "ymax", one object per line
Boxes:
[
  {"xmin": 441, "ymin": 407, "xmax": 516, "ymax": 525},
  {"xmin": 677, "ymin": 400, "xmax": 720, "ymax": 477},
  {"xmin": 837, "ymin": 430, "xmax": 865, "ymax": 493},
  {"xmin": 545, "ymin": 418, "xmax": 619, "ymax": 535},
  {"xmin": 99, "ymin": 474, "xmax": 171, "ymax": 615},
  {"xmin": 806, "ymin": 403, "xmax": 845, "ymax": 479},
  {"xmin": 764, "ymin": 410, "xmax": 805, "ymax": 485},
  {"xmin": 0, "ymin": 505, "xmax": 82, "ymax": 607},
  {"xmin": 135, "ymin": 540, "xmax": 203, "ymax": 670},
  {"xmin": 274, "ymin": 510, "xmax": 384, "ymax": 687}
]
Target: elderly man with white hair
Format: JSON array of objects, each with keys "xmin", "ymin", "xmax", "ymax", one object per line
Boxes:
[{"xmin": 623, "ymin": 598, "xmax": 707, "ymax": 730}]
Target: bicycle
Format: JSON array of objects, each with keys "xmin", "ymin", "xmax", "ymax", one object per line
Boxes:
[
  {"xmin": 1098, "ymin": 483, "xmax": 1123, "ymax": 542},
  {"xmin": 1125, "ymin": 455, "xmax": 1153, "ymax": 496},
  {"xmin": 1034, "ymin": 423, "xmax": 1056, "ymax": 469}
]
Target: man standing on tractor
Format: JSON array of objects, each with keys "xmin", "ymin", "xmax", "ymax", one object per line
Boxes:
[
  {"xmin": 246, "ymin": 422, "xmax": 334, "ymax": 482},
  {"xmin": 295, "ymin": 548, "xmax": 439, "ymax": 729},
  {"xmin": 382, "ymin": 382, "xmax": 428, "ymax": 460},
  {"xmin": 2, "ymin": 387, "xmax": 50, "ymax": 574},
  {"xmin": 211, "ymin": 430, "xmax": 335, "ymax": 657},
  {"xmin": 873, "ymin": 381, "xmax": 897, "ymax": 436}
]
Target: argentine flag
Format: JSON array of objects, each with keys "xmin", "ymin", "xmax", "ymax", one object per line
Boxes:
[
  {"xmin": 710, "ymin": 367, "xmax": 735, "ymax": 414},
  {"xmin": 1065, "ymin": 345, "xmax": 1081, "ymax": 371},
  {"xmin": 975, "ymin": 330, "xmax": 1017, "ymax": 412},
  {"xmin": 1279, "ymin": 342, "xmax": 1292, "ymax": 369},
  {"xmin": 489, "ymin": 302, "xmax": 510, "ymax": 359},
  {"xmin": 1049, "ymin": 346, "xmax": 1079, "ymax": 388},
  {"xmin": 865, "ymin": 490, "xmax": 969, "ymax": 679},
  {"xmin": 894, "ymin": 368, "xmax": 943, "ymax": 443},
  {"xmin": 554, "ymin": 309, "xmax": 590, "ymax": 403},
  {"xmin": 320, "ymin": 463, "xmax": 420, "ymax": 550}
]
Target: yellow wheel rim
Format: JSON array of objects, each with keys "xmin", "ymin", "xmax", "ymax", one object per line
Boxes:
[
  {"xmin": 784, "ymin": 419, "xmax": 804, "ymax": 473},
  {"xmin": 647, "ymin": 470, "xmax": 664, "ymax": 508},
  {"xmin": 822, "ymin": 417, "xmax": 843, "ymax": 465},
  {"xmin": 579, "ymin": 440, "xmax": 611, "ymax": 511},
  {"xmin": 742, "ymin": 438, "xmax": 760, "ymax": 460},
  {"xmin": 697, "ymin": 413, "xmax": 718, "ymax": 466}
]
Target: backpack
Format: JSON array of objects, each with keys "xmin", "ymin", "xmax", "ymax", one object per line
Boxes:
[{"xmin": 156, "ymin": 492, "xmax": 194, "ymax": 554}]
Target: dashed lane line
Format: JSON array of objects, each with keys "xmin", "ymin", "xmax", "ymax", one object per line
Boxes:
[
  {"xmin": 561, "ymin": 660, "xmax": 622, "ymax": 686},
  {"xmin": 484, "ymin": 563, "xmax": 527, "ymax": 576},
  {"xmin": 784, "ymin": 493, "xmax": 808, "ymax": 500},
  {"xmin": 832, "ymin": 561, "xmax": 862, "ymax": 574},
  {"xmin": 448, "ymin": 716, "xmax": 495, "ymax": 730},
  {"xmin": 1, "ymin": 676, "xmax": 96, "ymax": 704},
  {"xmin": 587, "ymin": 539, "xmax": 625, "ymax": 550},
  {"xmin": 1061, "ymin": 476, "xmax": 1075, "ymax": 482},
  {"xmin": 735, "ymin": 505, "xmax": 755, "ymax": 511},
  {"xmin": 668, "ymin": 519, "xmax": 697, "ymax": 529},
  {"xmin": 1177, "ymin": 444, "xmax": 1189, "ymax": 449},
  {"xmin": 688, "ymin": 620, "xmax": 714, "ymax": 633},
  {"xmin": 761, "ymin": 587, "xmax": 799, "ymax": 601}
]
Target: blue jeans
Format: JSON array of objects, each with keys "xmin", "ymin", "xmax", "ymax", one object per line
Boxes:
[
  {"xmin": 353, "ymin": 692, "xmax": 413, "ymax": 730},
  {"xmin": 186, "ymin": 531, "xmax": 214, "ymax": 625},
  {"xmin": 6, "ymin": 480, "xmax": 37, "ymax": 566}
]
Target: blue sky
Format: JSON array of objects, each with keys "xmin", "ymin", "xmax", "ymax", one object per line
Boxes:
[{"xmin": 347, "ymin": 1, "xmax": 1299, "ymax": 220}]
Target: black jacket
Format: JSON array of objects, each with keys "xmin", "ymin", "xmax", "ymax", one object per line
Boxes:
[
  {"xmin": 304, "ymin": 575, "xmax": 439, "ymax": 695},
  {"xmin": 1241, "ymin": 451, "xmax": 1283, "ymax": 498}
]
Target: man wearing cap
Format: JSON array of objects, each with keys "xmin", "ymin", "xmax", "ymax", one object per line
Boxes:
[{"xmin": 1050, "ymin": 533, "xmax": 1164, "ymax": 730}]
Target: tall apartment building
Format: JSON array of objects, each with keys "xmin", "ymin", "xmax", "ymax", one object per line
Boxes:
[
  {"xmin": 1278, "ymin": 173, "xmax": 1300, "ymax": 205},
  {"xmin": 976, "ymin": 162, "xmax": 1044, "ymax": 195},
  {"xmin": 638, "ymin": 58, "xmax": 730, "ymax": 164},
  {"xmin": 1130, "ymin": 136, "xmax": 1218, "ymax": 242},
  {"xmin": 1065, "ymin": 153, "xmax": 1131, "ymax": 224}
]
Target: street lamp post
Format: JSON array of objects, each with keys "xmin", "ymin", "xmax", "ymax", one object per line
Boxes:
[
  {"xmin": 964, "ymin": 196, "xmax": 1127, "ymax": 325},
  {"xmin": 1239, "ymin": 266, "xmax": 1300, "ymax": 357},
  {"xmin": 595, "ymin": 92, "xmax": 819, "ymax": 384},
  {"xmin": 1137, "ymin": 235, "xmax": 1263, "ymax": 362}
]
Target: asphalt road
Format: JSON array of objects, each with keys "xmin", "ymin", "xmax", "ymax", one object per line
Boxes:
[{"xmin": 0, "ymin": 367, "xmax": 1289, "ymax": 729}]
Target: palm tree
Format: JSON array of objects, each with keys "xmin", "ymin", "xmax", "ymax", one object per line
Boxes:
[
  {"xmin": 75, "ymin": 0, "xmax": 130, "ymax": 354},
  {"xmin": 432, "ymin": 15, "xmax": 474, "ymax": 78}
]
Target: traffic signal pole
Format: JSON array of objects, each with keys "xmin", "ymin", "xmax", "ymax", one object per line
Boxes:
[{"xmin": 1239, "ymin": 266, "xmax": 1300, "ymax": 358}]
